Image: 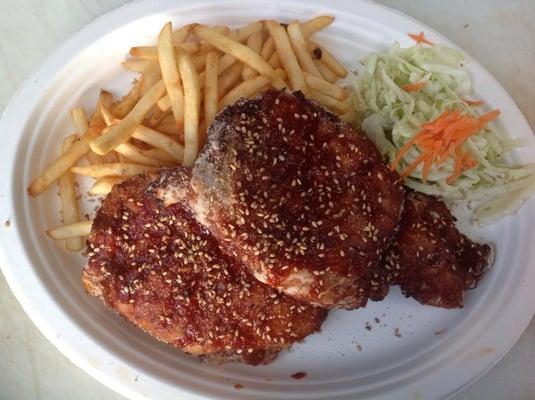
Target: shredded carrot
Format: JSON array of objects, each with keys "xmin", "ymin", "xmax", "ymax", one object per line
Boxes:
[
  {"xmin": 391, "ymin": 108, "xmax": 499, "ymax": 183},
  {"xmin": 408, "ymin": 31, "xmax": 434, "ymax": 45},
  {"xmin": 463, "ymin": 98, "xmax": 484, "ymax": 106},
  {"xmin": 402, "ymin": 81, "xmax": 426, "ymax": 92}
]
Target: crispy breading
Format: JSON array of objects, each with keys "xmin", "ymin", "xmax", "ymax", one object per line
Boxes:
[
  {"xmin": 82, "ymin": 167, "xmax": 327, "ymax": 365},
  {"xmin": 377, "ymin": 191, "xmax": 492, "ymax": 308},
  {"xmin": 191, "ymin": 90, "xmax": 405, "ymax": 309}
]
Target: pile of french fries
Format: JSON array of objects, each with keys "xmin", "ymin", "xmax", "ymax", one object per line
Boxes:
[{"xmin": 28, "ymin": 16, "xmax": 351, "ymax": 251}]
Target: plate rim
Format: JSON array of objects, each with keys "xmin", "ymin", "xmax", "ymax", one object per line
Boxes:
[{"xmin": 1, "ymin": 1, "xmax": 534, "ymax": 399}]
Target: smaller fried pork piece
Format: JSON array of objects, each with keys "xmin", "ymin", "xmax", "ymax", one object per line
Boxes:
[{"xmin": 380, "ymin": 191, "xmax": 492, "ymax": 308}]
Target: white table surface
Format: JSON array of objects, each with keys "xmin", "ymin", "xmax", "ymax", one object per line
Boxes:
[{"xmin": 1, "ymin": 1, "xmax": 534, "ymax": 399}]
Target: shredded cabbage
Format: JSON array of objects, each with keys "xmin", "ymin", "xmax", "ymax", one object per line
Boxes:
[{"xmin": 348, "ymin": 42, "xmax": 535, "ymax": 224}]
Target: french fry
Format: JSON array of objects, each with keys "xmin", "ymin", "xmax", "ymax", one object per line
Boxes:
[
  {"xmin": 339, "ymin": 108, "xmax": 356, "ymax": 124},
  {"xmin": 265, "ymin": 20, "xmax": 306, "ymax": 92},
  {"xmin": 260, "ymin": 37, "xmax": 275, "ymax": 61},
  {"xmin": 300, "ymin": 15, "xmax": 334, "ymax": 37},
  {"xmin": 228, "ymin": 21, "xmax": 264, "ymax": 43},
  {"xmin": 129, "ymin": 43, "xmax": 200, "ymax": 59},
  {"xmin": 90, "ymin": 79, "xmax": 166, "ymax": 155},
  {"xmin": 132, "ymin": 125, "xmax": 184, "ymax": 161},
  {"xmin": 192, "ymin": 51, "xmax": 209, "ymax": 72},
  {"xmin": 71, "ymin": 108, "xmax": 89, "ymax": 136},
  {"xmin": 114, "ymin": 143, "xmax": 161, "ymax": 166},
  {"xmin": 218, "ymin": 75, "xmax": 271, "ymax": 110},
  {"xmin": 142, "ymin": 148, "xmax": 177, "ymax": 163},
  {"xmin": 58, "ymin": 135, "xmax": 83, "ymax": 251},
  {"xmin": 217, "ymin": 62, "xmax": 243, "ymax": 99},
  {"xmin": 304, "ymin": 72, "xmax": 348, "ymax": 100},
  {"xmin": 178, "ymin": 50, "xmax": 201, "ymax": 166},
  {"xmin": 99, "ymin": 103, "xmax": 115, "ymax": 127},
  {"xmin": 28, "ymin": 129, "xmax": 99, "ymax": 196},
  {"xmin": 204, "ymin": 52, "xmax": 219, "ymax": 127},
  {"xmin": 158, "ymin": 22, "xmax": 185, "ymax": 129},
  {"xmin": 268, "ymin": 52, "xmax": 281, "ymax": 68},
  {"xmin": 88, "ymin": 177, "xmax": 127, "ymax": 196},
  {"xmin": 242, "ymin": 31, "xmax": 263, "ymax": 80},
  {"xmin": 47, "ymin": 221, "xmax": 93, "ymax": 240},
  {"xmin": 308, "ymin": 89, "xmax": 350, "ymax": 114},
  {"xmin": 89, "ymin": 92, "xmax": 116, "ymax": 164},
  {"xmin": 307, "ymin": 40, "xmax": 347, "ymax": 78},
  {"xmin": 122, "ymin": 59, "xmax": 159, "ymax": 74},
  {"xmin": 111, "ymin": 80, "xmax": 142, "ymax": 118},
  {"xmin": 287, "ymin": 21, "xmax": 322, "ymax": 78},
  {"xmin": 314, "ymin": 59, "xmax": 338, "ymax": 83},
  {"xmin": 157, "ymin": 53, "xmax": 239, "ymax": 112},
  {"xmin": 194, "ymin": 25, "xmax": 285, "ymax": 89},
  {"xmin": 140, "ymin": 62, "xmax": 163, "ymax": 95},
  {"xmin": 71, "ymin": 163, "xmax": 158, "ymax": 178},
  {"xmin": 155, "ymin": 122, "xmax": 180, "ymax": 136},
  {"xmin": 171, "ymin": 24, "xmax": 192, "ymax": 46}
]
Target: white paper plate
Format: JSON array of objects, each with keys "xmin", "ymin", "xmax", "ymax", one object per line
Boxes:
[{"xmin": 1, "ymin": 1, "xmax": 535, "ymax": 399}]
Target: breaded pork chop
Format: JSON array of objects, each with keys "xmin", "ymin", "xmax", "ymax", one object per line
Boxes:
[
  {"xmin": 191, "ymin": 90, "xmax": 405, "ymax": 309},
  {"xmin": 82, "ymin": 167, "xmax": 327, "ymax": 365},
  {"xmin": 377, "ymin": 191, "xmax": 492, "ymax": 308}
]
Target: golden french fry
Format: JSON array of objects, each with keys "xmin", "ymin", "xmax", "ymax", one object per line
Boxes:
[
  {"xmin": 155, "ymin": 122, "xmax": 180, "ymax": 136},
  {"xmin": 132, "ymin": 125, "xmax": 184, "ymax": 161},
  {"xmin": 140, "ymin": 62, "xmax": 163, "ymax": 95},
  {"xmin": 304, "ymin": 72, "xmax": 348, "ymax": 100},
  {"xmin": 178, "ymin": 50, "xmax": 201, "ymax": 166},
  {"xmin": 242, "ymin": 31, "xmax": 263, "ymax": 80},
  {"xmin": 268, "ymin": 52, "xmax": 281, "ymax": 68},
  {"xmin": 229, "ymin": 21, "xmax": 264, "ymax": 43},
  {"xmin": 219, "ymin": 75, "xmax": 271, "ymax": 110},
  {"xmin": 192, "ymin": 51, "xmax": 209, "ymax": 72},
  {"xmin": 28, "ymin": 132, "xmax": 96, "ymax": 196},
  {"xmin": 157, "ymin": 53, "xmax": 239, "ymax": 112},
  {"xmin": 90, "ymin": 80, "xmax": 166, "ymax": 155},
  {"xmin": 158, "ymin": 22, "xmax": 185, "ymax": 128},
  {"xmin": 114, "ymin": 143, "xmax": 161, "ymax": 166},
  {"xmin": 204, "ymin": 51, "xmax": 219, "ymax": 127},
  {"xmin": 157, "ymin": 95, "xmax": 171, "ymax": 112},
  {"xmin": 71, "ymin": 163, "xmax": 158, "ymax": 178},
  {"xmin": 111, "ymin": 80, "xmax": 142, "ymax": 118},
  {"xmin": 58, "ymin": 135, "xmax": 83, "ymax": 251},
  {"xmin": 309, "ymin": 89, "xmax": 350, "ymax": 114},
  {"xmin": 99, "ymin": 103, "xmax": 115, "ymax": 127},
  {"xmin": 287, "ymin": 21, "xmax": 322, "ymax": 78},
  {"xmin": 88, "ymin": 177, "xmax": 127, "ymax": 196},
  {"xmin": 171, "ymin": 24, "xmax": 191, "ymax": 46},
  {"xmin": 260, "ymin": 37, "xmax": 275, "ymax": 61},
  {"xmin": 122, "ymin": 59, "xmax": 159, "ymax": 74},
  {"xmin": 339, "ymin": 108, "xmax": 356, "ymax": 124},
  {"xmin": 129, "ymin": 43, "xmax": 200, "ymax": 59},
  {"xmin": 142, "ymin": 148, "xmax": 178, "ymax": 165},
  {"xmin": 217, "ymin": 63, "xmax": 243, "ymax": 99},
  {"xmin": 307, "ymin": 40, "xmax": 347, "ymax": 78},
  {"xmin": 47, "ymin": 220, "xmax": 93, "ymax": 240},
  {"xmin": 314, "ymin": 59, "xmax": 338, "ymax": 83},
  {"xmin": 194, "ymin": 25, "xmax": 284, "ymax": 89},
  {"xmin": 265, "ymin": 20, "xmax": 306, "ymax": 92},
  {"xmin": 71, "ymin": 108, "xmax": 89, "ymax": 135},
  {"xmin": 300, "ymin": 15, "xmax": 334, "ymax": 37},
  {"xmin": 88, "ymin": 92, "xmax": 115, "ymax": 164}
]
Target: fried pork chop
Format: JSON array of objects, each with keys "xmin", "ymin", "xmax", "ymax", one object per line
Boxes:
[
  {"xmin": 82, "ymin": 168, "xmax": 327, "ymax": 365},
  {"xmin": 377, "ymin": 191, "xmax": 493, "ymax": 308},
  {"xmin": 191, "ymin": 90, "xmax": 405, "ymax": 309}
]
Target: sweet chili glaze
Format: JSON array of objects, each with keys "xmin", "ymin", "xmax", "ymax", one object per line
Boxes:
[
  {"xmin": 379, "ymin": 191, "xmax": 492, "ymax": 308},
  {"xmin": 192, "ymin": 90, "xmax": 405, "ymax": 309},
  {"xmin": 83, "ymin": 168, "xmax": 327, "ymax": 365}
]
